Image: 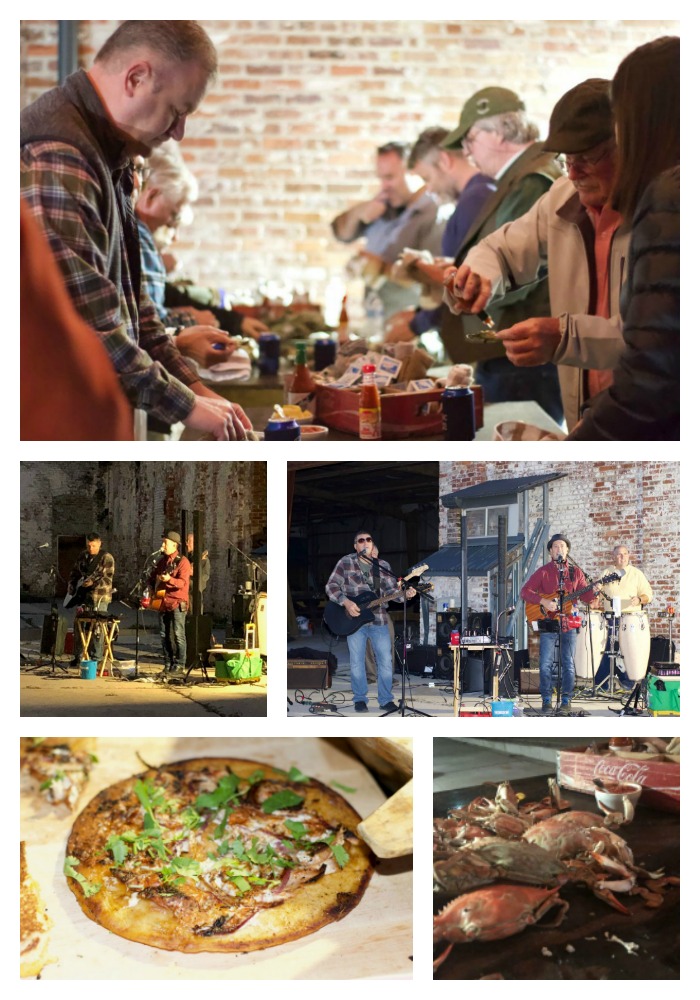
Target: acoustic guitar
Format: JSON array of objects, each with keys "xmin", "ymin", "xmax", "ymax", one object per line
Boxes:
[
  {"xmin": 63, "ymin": 577, "xmax": 91, "ymax": 609},
  {"xmin": 524, "ymin": 572, "xmax": 621, "ymax": 623},
  {"xmin": 323, "ymin": 564, "xmax": 429, "ymax": 637}
]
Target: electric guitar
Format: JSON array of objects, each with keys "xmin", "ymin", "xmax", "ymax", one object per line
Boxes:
[
  {"xmin": 323, "ymin": 564, "xmax": 429, "ymax": 637},
  {"xmin": 524, "ymin": 572, "xmax": 621, "ymax": 623}
]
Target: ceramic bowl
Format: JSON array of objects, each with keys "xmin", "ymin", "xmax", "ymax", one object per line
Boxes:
[
  {"xmin": 594, "ymin": 780, "xmax": 642, "ymax": 814},
  {"xmin": 300, "ymin": 424, "xmax": 329, "ymax": 440}
]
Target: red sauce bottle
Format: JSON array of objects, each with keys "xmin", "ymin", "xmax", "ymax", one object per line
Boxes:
[{"xmin": 359, "ymin": 364, "xmax": 381, "ymax": 440}]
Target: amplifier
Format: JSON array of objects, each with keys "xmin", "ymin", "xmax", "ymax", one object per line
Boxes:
[
  {"xmin": 436, "ymin": 609, "xmax": 461, "ymax": 642},
  {"xmin": 650, "ymin": 661, "xmax": 680, "ymax": 677},
  {"xmin": 287, "ymin": 659, "xmax": 332, "ymax": 690},
  {"xmin": 461, "ymin": 634, "xmax": 492, "ymax": 645},
  {"xmin": 40, "ymin": 612, "xmax": 67, "ymax": 655},
  {"xmin": 403, "ymin": 644, "xmax": 436, "ymax": 676},
  {"xmin": 467, "ymin": 611, "xmax": 492, "ymax": 634}
]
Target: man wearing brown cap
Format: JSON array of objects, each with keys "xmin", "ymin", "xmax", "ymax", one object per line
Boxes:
[
  {"xmin": 439, "ymin": 87, "xmax": 564, "ymax": 423},
  {"xmin": 446, "ymin": 80, "xmax": 630, "ymax": 432},
  {"xmin": 149, "ymin": 530, "xmax": 192, "ymax": 677},
  {"xmin": 520, "ymin": 534, "xmax": 597, "ymax": 714}
]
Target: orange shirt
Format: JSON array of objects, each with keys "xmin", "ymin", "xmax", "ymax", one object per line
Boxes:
[{"xmin": 585, "ymin": 202, "xmax": 623, "ymax": 400}]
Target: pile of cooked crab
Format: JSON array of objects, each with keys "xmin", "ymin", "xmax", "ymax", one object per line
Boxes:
[{"xmin": 433, "ymin": 779, "xmax": 679, "ymax": 973}]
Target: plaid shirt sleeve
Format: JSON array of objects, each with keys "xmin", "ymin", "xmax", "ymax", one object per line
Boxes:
[{"xmin": 21, "ymin": 141, "xmax": 197, "ymax": 424}]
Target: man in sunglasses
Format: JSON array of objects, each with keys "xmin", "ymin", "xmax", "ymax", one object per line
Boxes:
[
  {"xmin": 445, "ymin": 79, "xmax": 630, "ymax": 433},
  {"xmin": 326, "ymin": 531, "xmax": 416, "ymax": 713}
]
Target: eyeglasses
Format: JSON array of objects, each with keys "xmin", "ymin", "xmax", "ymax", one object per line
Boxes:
[
  {"xmin": 558, "ymin": 145, "xmax": 614, "ymax": 172},
  {"xmin": 355, "ymin": 536, "xmax": 373, "ymax": 544}
]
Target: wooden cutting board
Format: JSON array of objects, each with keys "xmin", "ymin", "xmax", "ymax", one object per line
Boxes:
[{"xmin": 20, "ymin": 737, "xmax": 412, "ymax": 980}]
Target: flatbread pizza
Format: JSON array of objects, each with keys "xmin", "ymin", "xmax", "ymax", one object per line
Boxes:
[{"xmin": 64, "ymin": 757, "xmax": 374, "ymax": 953}]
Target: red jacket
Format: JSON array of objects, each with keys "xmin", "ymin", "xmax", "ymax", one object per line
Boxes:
[
  {"xmin": 521, "ymin": 560, "xmax": 596, "ymax": 631},
  {"xmin": 149, "ymin": 553, "xmax": 191, "ymax": 612}
]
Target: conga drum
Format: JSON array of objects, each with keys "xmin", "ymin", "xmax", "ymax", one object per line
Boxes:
[
  {"xmin": 619, "ymin": 612, "xmax": 650, "ymax": 681},
  {"xmin": 574, "ymin": 610, "xmax": 607, "ymax": 681}
]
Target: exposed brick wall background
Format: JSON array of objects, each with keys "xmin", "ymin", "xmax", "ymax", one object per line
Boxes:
[
  {"xmin": 438, "ymin": 461, "xmax": 680, "ymax": 657},
  {"xmin": 20, "ymin": 461, "xmax": 267, "ymax": 616},
  {"xmin": 20, "ymin": 19, "xmax": 679, "ymax": 301}
]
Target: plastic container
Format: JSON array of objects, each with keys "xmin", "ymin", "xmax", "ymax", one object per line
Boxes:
[
  {"xmin": 80, "ymin": 659, "xmax": 98, "ymax": 680},
  {"xmin": 491, "ymin": 700, "xmax": 515, "ymax": 717}
]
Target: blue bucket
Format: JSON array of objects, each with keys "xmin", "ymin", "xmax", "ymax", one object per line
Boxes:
[
  {"xmin": 491, "ymin": 700, "xmax": 514, "ymax": 717},
  {"xmin": 80, "ymin": 659, "xmax": 98, "ymax": 680}
]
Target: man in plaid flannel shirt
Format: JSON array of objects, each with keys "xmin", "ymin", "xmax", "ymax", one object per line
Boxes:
[
  {"xmin": 67, "ymin": 532, "xmax": 115, "ymax": 665},
  {"xmin": 326, "ymin": 530, "xmax": 416, "ymax": 713},
  {"xmin": 20, "ymin": 20, "xmax": 250, "ymax": 440}
]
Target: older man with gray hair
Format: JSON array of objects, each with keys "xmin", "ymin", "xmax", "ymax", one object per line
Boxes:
[
  {"xmin": 21, "ymin": 20, "xmax": 250, "ymax": 440},
  {"xmin": 439, "ymin": 86, "xmax": 564, "ymax": 422},
  {"xmin": 446, "ymin": 80, "xmax": 630, "ymax": 432}
]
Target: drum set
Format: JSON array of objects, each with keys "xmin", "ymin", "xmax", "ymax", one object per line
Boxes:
[{"xmin": 574, "ymin": 600, "xmax": 650, "ymax": 695}]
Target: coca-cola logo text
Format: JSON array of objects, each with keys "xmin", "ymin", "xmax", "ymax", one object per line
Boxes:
[{"xmin": 593, "ymin": 760, "xmax": 650, "ymax": 785}]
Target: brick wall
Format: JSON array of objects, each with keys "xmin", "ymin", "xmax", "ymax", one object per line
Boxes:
[
  {"xmin": 439, "ymin": 461, "xmax": 680, "ymax": 656},
  {"xmin": 20, "ymin": 19, "xmax": 679, "ymax": 299},
  {"xmin": 20, "ymin": 461, "xmax": 267, "ymax": 616}
]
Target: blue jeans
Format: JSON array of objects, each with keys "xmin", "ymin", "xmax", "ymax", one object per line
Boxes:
[
  {"xmin": 160, "ymin": 608, "xmax": 187, "ymax": 671},
  {"xmin": 346, "ymin": 623, "xmax": 393, "ymax": 706},
  {"xmin": 539, "ymin": 630, "xmax": 577, "ymax": 702}
]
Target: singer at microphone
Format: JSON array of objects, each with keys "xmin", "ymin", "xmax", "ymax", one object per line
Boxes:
[
  {"xmin": 325, "ymin": 530, "xmax": 417, "ymax": 714},
  {"xmin": 519, "ymin": 533, "xmax": 598, "ymax": 715}
]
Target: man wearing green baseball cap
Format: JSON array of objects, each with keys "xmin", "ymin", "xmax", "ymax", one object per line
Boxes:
[
  {"xmin": 438, "ymin": 86, "xmax": 564, "ymax": 424},
  {"xmin": 445, "ymin": 79, "xmax": 629, "ymax": 433}
]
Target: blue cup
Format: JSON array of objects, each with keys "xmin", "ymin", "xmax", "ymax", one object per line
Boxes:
[{"xmin": 80, "ymin": 659, "xmax": 98, "ymax": 680}]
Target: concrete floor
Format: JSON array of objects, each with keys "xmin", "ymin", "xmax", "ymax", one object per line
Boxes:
[
  {"xmin": 286, "ymin": 634, "xmax": 632, "ymax": 718},
  {"xmin": 20, "ymin": 602, "xmax": 267, "ymax": 717}
]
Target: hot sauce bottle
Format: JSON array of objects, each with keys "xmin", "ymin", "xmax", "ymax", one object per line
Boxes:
[
  {"xmin": 285, "ymin": 341, "xmax": 316, "ymax": 415},
  {"xmin": 337, "ymin": 295, "xmax": 350, "ymax": 345},
  {"xmin": 359, "ymin": 363, "xmax": 381, "ymax": 440}
]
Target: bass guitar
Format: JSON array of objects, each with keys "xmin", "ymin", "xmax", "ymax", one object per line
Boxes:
[
  {"xmin": 323, "ymin": 564, "xmax": 429, "ymax": 637},
  {"xmin": 524, "ymin": 572, "xmax": 621, "ymax": 623}
]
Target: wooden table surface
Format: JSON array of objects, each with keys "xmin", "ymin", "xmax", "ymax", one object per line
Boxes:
[{"xmin": 433, "ymin": 775, "xmax": 679, "ymax": 980}]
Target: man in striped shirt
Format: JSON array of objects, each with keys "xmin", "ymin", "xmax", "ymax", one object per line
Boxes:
[{"xmin": 20, "ymin": 20, "xmax": 250, "ymax": 440}]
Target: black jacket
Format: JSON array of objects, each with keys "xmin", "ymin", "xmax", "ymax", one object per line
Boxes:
[{"xmin": 569, "ymin": 166, "xmax": 680, "ymax": 440}]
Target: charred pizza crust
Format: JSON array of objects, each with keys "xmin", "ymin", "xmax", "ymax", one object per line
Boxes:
[{"xmin": 65, "ymin": 757, "xmax": 374, "ymax": 953}]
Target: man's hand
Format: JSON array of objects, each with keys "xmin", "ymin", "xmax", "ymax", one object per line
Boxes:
[
  {"xmin": 496, "ymin": 318, "xmax": 562, "ymax": 366},
  {"xmin": 176, "ymin": 327, "xmax": 236, "ymax": 367},
  {"xmin": 383, "ymin": 310, "xmax": 417, "ymax": 344},
  {"xmin": 443, "ymin": 264, "xmax": 493, "ymax": 315},
  {"xmin": 343, "ymin": 599, "xmax": 361, "ymax": 618},
  {"xmin": 241, "ymin": 316, "xmax": 269, "ymax": 340},
  {"xmin": 358, "ymin": 196, "xmax": 388, "ymax": 225},
  {"xmin": 183, "ymin": 307, "xmax": 220, "ymax": 327},
  {"xmin": 405, "ymin": 587, "xmax": 417, "ymax": 600},
  {"xmin": 542, "ymin": 599, "xmax": 559, "ymax": 613},
  {"xmin": 184, "ymin": 395, "xmax": 252, "ymax": 441},
  {"xmin": 628, "ymin": 596, "xmax": 641, "ymax": 607}
]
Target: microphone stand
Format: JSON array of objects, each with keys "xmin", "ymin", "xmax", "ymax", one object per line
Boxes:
[
  {"xmin": 121, "ymin": 551, "xmax": 161, "ymax": 680},
  {"xmin": 381, "ymin": 574, "xmax": 433, "ymax": 718}
]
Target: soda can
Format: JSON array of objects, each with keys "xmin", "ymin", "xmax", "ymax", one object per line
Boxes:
[
  {"xmin": 313, "ymin": 338, "xmax": 336, "ymax": 371},
  {"xmin": 257, "ymin": 333, "xmax": 281, "ymax": 375},
  {"xmin": 263, "ymin": 418, "xmax": 301, "ymax": 442},
  {"xmin": 442, "ymin": 386, "xmax": 476, "ymax": 441}
]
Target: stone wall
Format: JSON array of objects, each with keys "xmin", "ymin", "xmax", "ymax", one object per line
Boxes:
[
  {"xmin": 20, "ymin": 18, "xmax": 679, "ymax": 300},
  {"xmin": 20, "ymin": 461, "xmax": 267, "ymax": 615}
]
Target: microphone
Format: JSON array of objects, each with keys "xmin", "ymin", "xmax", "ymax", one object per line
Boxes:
[
  {"xmin": 556, "ymin": 554, "xmax": 563, "ymax": 564},
  {"xmin": 505, "ymin": 605, "xmax": 516, "ymax": 615},
  {"xmin": 38, "ymin": 542, "xmax": 50, "ymax": 549}
]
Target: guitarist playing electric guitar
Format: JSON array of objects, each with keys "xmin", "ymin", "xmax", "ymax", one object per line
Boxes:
[
  {"xmin": 520, "ymin": 533, "xmax": 598, "ymax": 716},
  {"xmin": 326, "ymin": 530, "xmax": 418, "ymax": 715},
  {"xmin": 147, "ymin": 530, "xmax": 192, "ymax": 679}
]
